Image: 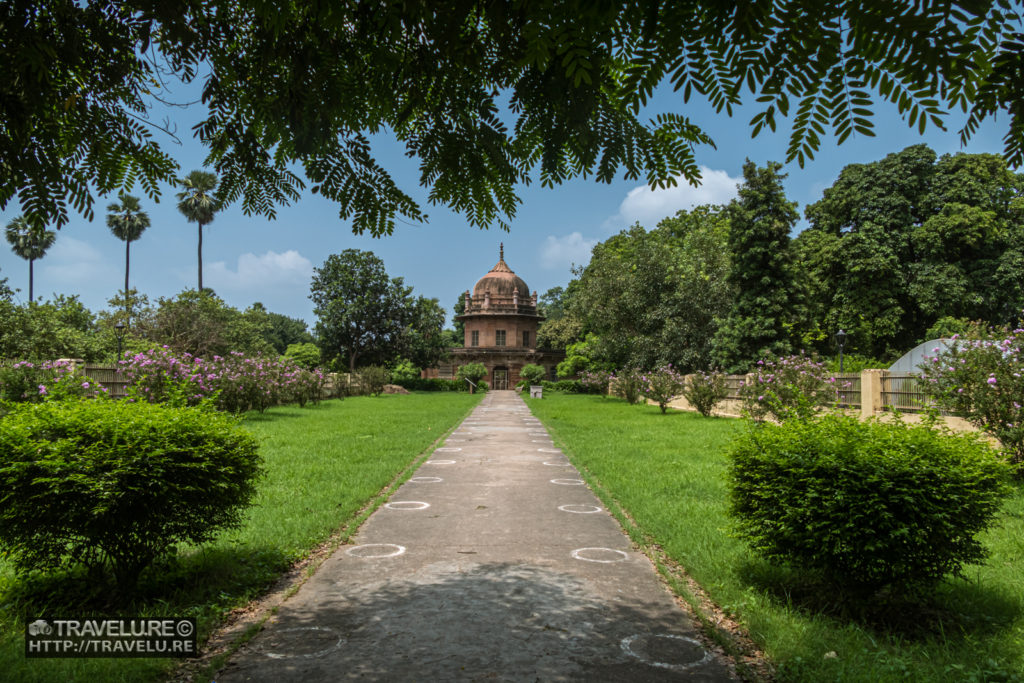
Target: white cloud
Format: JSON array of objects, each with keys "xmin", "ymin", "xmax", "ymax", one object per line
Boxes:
[
  {"xmin": 539, "ymin": 232, "xmax": 598, "ymax": 270},
  {"xmin": 41, "ymin": 235, "xmax": 111, "ymax": 286},
  {"xmin": 206, "ymin": 250, "xmax": 313, "ymax": 292},
  {"xmin": 603, "ymin": 166, "xmax": 741, "ymax": 231}
]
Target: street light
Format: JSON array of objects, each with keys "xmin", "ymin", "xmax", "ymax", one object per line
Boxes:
[
  {"xmin": 114, "ymin": 322, "xmax": 127, "ymax": 363},
  {"xmin": 836, "ymin": 328, "xmax": 847, "ymax": 373}
]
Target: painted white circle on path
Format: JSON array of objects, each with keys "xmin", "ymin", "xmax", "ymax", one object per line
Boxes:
[
  {"xmin": 620, "ymin": 634, "xmax": 714, "ymax": 671},
  {"xmin": 572, "ymin": 547, "xmax": 629, "ymax": 563},
  {"xmin": 436, "ymin": 447, "xmax": 462, "ymax": 452},
  {"xmin": 346, "ymin": 543, "xmax": 407, "ymax": 558},
  {"xmin": 538, "ymin": 448, "xmax": 562, "ymax": 453},
  {"xmin": 409, "ymin": 476, "xmax": 443, "ymax": 483},
  {"xmin": 259, "ymin": 626, "xmax": 345, "ymax": 659},
  {"xmin": 385, "ymin": 501, "xmax": 430, "ymax": 510},
  {"xmin": 550, "ymin": 478, "xmax": 585, "ymax": 486},
  {"xmin": 425, "ymin": 459, "xmax": 456, "ymax": 465},
  {"xmin": 558, "ymin": 504, "xmax": 602, "ymax": 514},
  {"xmin": 543, "ymin": 461, "xmax": 570, "ymax": 466}
]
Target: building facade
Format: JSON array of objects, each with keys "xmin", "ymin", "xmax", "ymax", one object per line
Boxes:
[{"xmin": 447, "ymin": 245, "xmax": 564, "ymax": 390}]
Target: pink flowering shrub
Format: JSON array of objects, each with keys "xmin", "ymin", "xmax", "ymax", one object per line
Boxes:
[
  {"xmin": 0, "ymin": 360, "xmax": 108, "ymax": 405},
  {"xmin": 579, "ymin": 369, "xmax": 612, "ymax": 395},
  {"xmin": 682, "ymin": 369, "xmax": 729, "ymax": 417},
  {"xmin": 641, "ymin": 365, "xmax": 687, "ymax": 414},
  {"xmin": 920, "ymin": 324, "xmax": 1024, "ymax": 469},
  {"xmin": 119, "ymin": 348, "xmax": 327, "ymax": 412},
  {"xmin": 610, "ymin": 368, "xmax": 644, "ymax": 404},
  {"xmin": 740, "ymin": 354, "xmax": 843, "ymax": 422}
]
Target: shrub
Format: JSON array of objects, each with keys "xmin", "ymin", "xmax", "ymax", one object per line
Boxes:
[
  {"xmin": 641, "ymin": 365, "xmax": 687, "ymax": 414},
  {"xmin": 920, "ymin": 325, "xmax": 1024, "ymax": 470},
  {"xmin": 356, "ymin": 365, "xmax": 390, "ymax": 396},
  {"xmin": 726, "ymin": 412, "xmax": 1010, "ymax": 596},
  {"xmin": 283, "ymin": 342, "xmax": 321, "ymax": 369},
  {"xmin": 118, "ymin": 347, "xmax": 326, "ymax": 411},
  {"xmin": 477, "ymin": 380, "xmax": 489, "ymax": 393},
  {"xmin": 579, "ymin": 369, "xmax": 612, "ymax": 395},
  {"xmin": 389, "ymin": 358, "xmax": 421, "ymax": 381},
  {"xmin": 457, "ymin": 362, "xmax": 488, "ymax": 392},
  {"xmin": 519, "ymin": 364, "xmax": 547, "ymax": 385},
  {"xmin": 682, "ymin": 369, "xmax": 729, "ymax": 417},
  {"xmin": 0, "ymin": 398, "xmax": 262, "ymax": 595},
  {"xmin": 0, "ymin": 360, "xmax": 108, "ymax": 405},
  {"xmin": 611, "ymin": 367, "xmax": 644, "ymax": 404},
  {"xmin": 541, "ymin": 379, "xmax": 584, "ymax": 393},
  {"xmin": 740, "ymin": 354, "xmax": 842, "ymax": 422},
  {"xmin": 392, "ymin": 377, "xmax": 466, "ymax": 392}
]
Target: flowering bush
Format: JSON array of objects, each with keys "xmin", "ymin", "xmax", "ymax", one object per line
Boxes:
[
  {"xmin": 611, "ymin": 367, "xmax": 644, "ymax": 404},
  {"xmin": 682, "ymin": 370, "xmax": 729, "ymax": 417},
  {"xmin": 740, "ymin": 354, "xmax": 842, "ymax": 422},
  {"xmin": 579, "ymin": 369, "xmax": 612, "ymax": 395},
  {"xmin": 0, "ymin": 360, "xmax": 108, "ymax": 405},
  {"xmin": 920, "ymin": 325, "xmax": 1024, "ymax": 469},
  {"xmin": 118, "ymin": 347, "xmax": 326, "ymax": 412},
  {"xmin": 641, "ymin": 365, "xmax": 687, "ymax": 414}
]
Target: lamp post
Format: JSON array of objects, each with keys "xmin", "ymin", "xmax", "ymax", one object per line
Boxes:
[
  {"xmin": 114, "ymin": 322, "xmax": 126, "ymax": 363},
  {"xmin": 836, "ymin": 328, "xmax": 847, "ymax": 373}
]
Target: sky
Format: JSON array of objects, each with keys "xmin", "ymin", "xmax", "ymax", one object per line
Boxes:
[{"xmin": 0, "ymin": 76, "xmax": 1013, "ymax": 330}]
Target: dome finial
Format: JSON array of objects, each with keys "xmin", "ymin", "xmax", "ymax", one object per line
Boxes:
[{"xmin": 500, "ymin": 242, "xmax": 504, "ymax": 261}]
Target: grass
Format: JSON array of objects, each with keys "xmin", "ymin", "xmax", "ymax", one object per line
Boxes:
[
  {"xmin": 526, "ymin": 393, "xmax": 1024, "ymax": 682},
  {"xmin": 0, "ymin": 392, "xmax": 481, "ymax": 682}
]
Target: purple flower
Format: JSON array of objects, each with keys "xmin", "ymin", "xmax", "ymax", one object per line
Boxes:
[{"xmin": 38, "ymin": 385, "xmax": 47, "ymax": 395}]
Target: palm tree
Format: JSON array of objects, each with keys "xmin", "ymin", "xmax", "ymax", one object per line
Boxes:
[
  {"xmin": 106, "ymin": 194, "xmax": 151, "ymax": 319},
  {"xmin": 176, "ymin": 170, "xmax": 219, "ymax": 292},
  {"xmin": 5, "ymin": 216, "xmax": 56, "ymax": 303}
]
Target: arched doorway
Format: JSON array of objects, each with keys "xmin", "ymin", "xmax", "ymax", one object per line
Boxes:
[{"xmin": 492, "ymin": 366, "xmax": 509, "ymax": 390}]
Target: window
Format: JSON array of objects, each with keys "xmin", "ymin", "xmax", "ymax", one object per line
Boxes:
[
  {"xmin": 471, "ymin": 330, "xmax": 479, "ymax": 347},
  {"xmin": 495, "ymin": 330, "xmax": 506, "ymax": 346},
  {"xmin": 522, "ymin": 331, "xmax": 530, "ymax": 347}
]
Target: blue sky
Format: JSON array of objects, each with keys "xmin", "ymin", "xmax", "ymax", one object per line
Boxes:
[{"xmin": 0, "ymin": 82, "xmax": 1012, "ymax": 329}]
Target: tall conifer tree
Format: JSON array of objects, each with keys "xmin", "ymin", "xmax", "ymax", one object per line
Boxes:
[{"xmin": 712, "ymin": 161, "xmax": 797, "ymax": 372}]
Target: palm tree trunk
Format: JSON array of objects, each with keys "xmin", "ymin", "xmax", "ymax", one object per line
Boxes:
[
  {"xmin": 125, "ymin": 240, "xmax": 131, "ymax": 319},
  {"xmin": 28, "ymin": 258, "xmax": 34, "ymax": 303},
  {"xmin": 198, "ymin": 222, "xmax": 204, "ymax": 292}
]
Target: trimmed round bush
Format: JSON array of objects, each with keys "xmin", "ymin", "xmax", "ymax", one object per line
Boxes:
[
  {"xmin": 0, "ymin": 398, "xmax": 262, "ymax": 594},
  {"xmin": 519, "ymin": 364, "xmax": 546, "ymax": 385},
  {"xmin": 726, "ymin": 412, "xmax": 1010, "ymax": 595}
]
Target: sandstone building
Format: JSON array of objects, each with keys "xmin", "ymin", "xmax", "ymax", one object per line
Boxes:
[{"xmin": 446, "ymin": 245, "xmax": 565, "ymax": 390}]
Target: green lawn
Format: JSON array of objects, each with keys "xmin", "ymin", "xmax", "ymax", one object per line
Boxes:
[
  {"xmin": 527, "ymin": 393, "xmax": 1024, "ymax": 682},
  {"xmin": 0, "ymin": 392, "xmax": 481, "ymax": 682}
]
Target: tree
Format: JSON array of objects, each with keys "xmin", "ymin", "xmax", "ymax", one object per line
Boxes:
[
  {"xmin": 134, "ymin": 289, "xmax": 272, "ymax": 358},
  {"xmin": 712, "ymin": 161, "xmax": 798, "ymax": 373},
  {"xmin": 310, "ymin": 250, "xmax": 413, "ymax": 374},
  {"xmin": 571, "ymin": 206, "xmax": 733, "ymax": 371},
  {"xmin": 452, "ymin": 294, "xmax": 467, "ymax": 343},
  {"xmin": 0, "ymin": 294, "xmax": 109, "ymax": 361},
  {"xmin": 243, "ymin": 302, "xmax": 314, "ymax": 354},
  {"xmin": 176, "ymin": 170, "xmax": 219, "ymax": 292},
  {"xmin": 5, "ymin": 2, "xmax": 1022, "ymax": 234},
  {"xmin": 795, "ymin": 145, "xmax": 1024, "ymax": 359},
  {"xmin": 402, "ymin": 297, "xmax": 449, "ymax": 370},
  {"xmin": 538, "ymin": 287, "xmax": 566, "ymax": 320},
  {"xmin": 5, "ymin": 216, "xmax": 56, "ymax": 303},
  {"xmin": 105, "ymin": 194, "xmax": 151, "ymax": 320}
]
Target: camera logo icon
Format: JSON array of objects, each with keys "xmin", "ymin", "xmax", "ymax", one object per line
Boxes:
[{"xmin": 28, "ymin": 620, "xmax": 52, "ymax": 636}]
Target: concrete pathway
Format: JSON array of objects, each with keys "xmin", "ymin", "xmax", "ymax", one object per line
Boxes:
[{"xmin": 215, "ymin": 391, "xmax": 737, "ymax": 681}]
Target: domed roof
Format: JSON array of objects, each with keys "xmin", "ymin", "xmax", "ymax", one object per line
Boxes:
[{"xmin": 472, "ymin": 244, "xmax": 530, "ymax": 300}]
